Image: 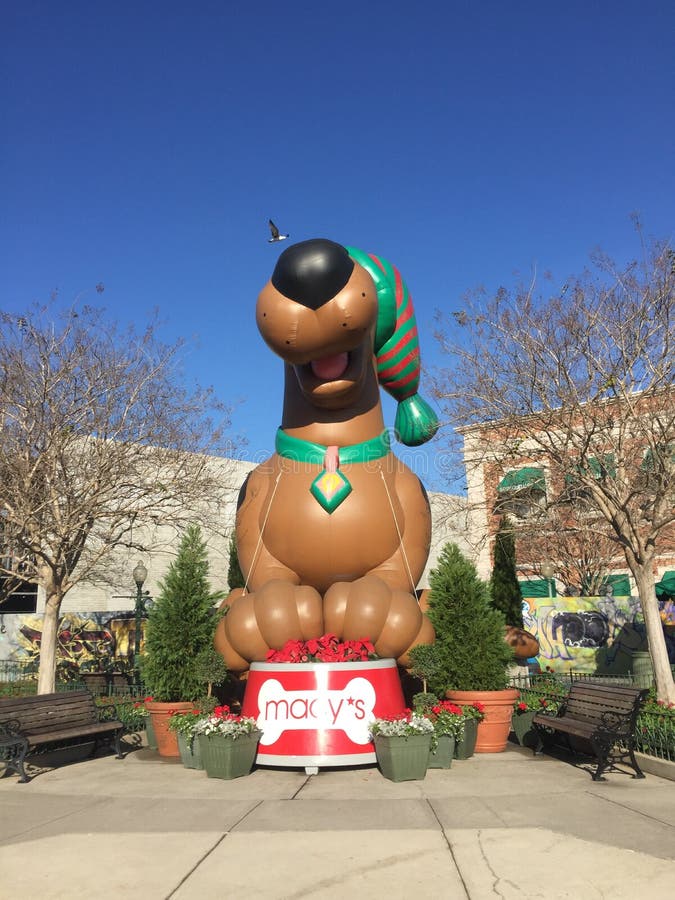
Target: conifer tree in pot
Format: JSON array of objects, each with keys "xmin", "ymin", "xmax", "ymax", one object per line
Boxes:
[
  {"xmin": 489, "ymin": 517, "xmax": 540, "ymax": 662},
  {"xmin": 141, "ymin": 524, "xmax": 224, "ymax": 757},
  {"xmin": 414, "ymin": 542, "xmax": 517, "ymax": 753},
  {"xmin": 489, "ymin": 517, "xmax": 524, "ymax": 628}
]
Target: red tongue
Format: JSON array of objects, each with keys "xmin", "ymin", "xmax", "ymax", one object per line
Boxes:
[{"xmin": 310, "ymin": 353, "xmax": 349, "ymax": 381}]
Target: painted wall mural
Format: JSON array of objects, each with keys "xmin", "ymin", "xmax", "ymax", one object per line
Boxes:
[
  {"xmin": 0, "ymin": 611, "xmax": 146, "ymax": 677},
  {"xmin": 523, "ymin": 595, "xmax": 675, "ymax": 673},
  {"xmin": 1, "ymin": 598, "xmax": 672, "ymax": 678}
]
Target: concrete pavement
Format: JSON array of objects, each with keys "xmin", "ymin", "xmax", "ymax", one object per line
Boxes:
[{"xmin": 1, "ymin": 739, "xmax": 674, "ymax": 899}]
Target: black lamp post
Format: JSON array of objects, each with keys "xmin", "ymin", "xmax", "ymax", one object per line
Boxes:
[{"xmin": 132, "ymin": 560, "xmax": 148, "ymax": 681}]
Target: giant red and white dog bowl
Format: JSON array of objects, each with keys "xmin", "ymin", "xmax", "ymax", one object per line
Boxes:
[{"xmin": 241, "ymin": 659, "xmax": 406, "ymax": 771}]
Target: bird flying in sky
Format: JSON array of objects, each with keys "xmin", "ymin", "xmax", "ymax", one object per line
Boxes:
[{"xmin": 268, "ymin": 219, "xmax": 289, "ymax": 242}]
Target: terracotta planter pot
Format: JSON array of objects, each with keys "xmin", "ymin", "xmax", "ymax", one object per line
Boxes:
[
  {"xmin": 146, "ymin": 701, "xmax": 195, "ymax": 757},
  {"xmin": 445, "ymin": 689, "xmax": 519, "ymax": 753}
]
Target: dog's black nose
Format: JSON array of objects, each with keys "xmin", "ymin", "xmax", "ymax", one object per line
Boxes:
[{"xmin": 271, "ymin": 239, "xmax": 354, "ymax": 309}]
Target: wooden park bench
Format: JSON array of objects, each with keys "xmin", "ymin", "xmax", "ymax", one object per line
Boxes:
[
  {"xmin": 532, "ymin": 681, "xmax": 648, "ymax": 781},
  {"xmin": 0, "ymin": 689, "xmax": 125, "ymax": 783}
]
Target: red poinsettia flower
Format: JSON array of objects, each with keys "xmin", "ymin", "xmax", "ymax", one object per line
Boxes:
[{"xmin": 265, "ymin": 633, "xmax": 378, "ymax": 664}]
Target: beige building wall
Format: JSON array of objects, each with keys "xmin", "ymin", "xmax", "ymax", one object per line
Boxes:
[
  {"xmin": 39, "ymin": 457, "xmax": 256, "ymax": 616},
  {"xmin": 48, "ymin": 460, "xmax": 474, "ymax": 616}
]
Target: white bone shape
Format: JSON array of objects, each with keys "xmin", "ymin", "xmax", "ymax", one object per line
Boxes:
[{"xmin": 256, "ymin": 677, "xmax": 376, "ymax": 745}]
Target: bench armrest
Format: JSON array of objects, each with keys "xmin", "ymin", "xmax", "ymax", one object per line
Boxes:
[
  {"xmin": 97, "ymin": 704, "xmax": 120, "ymax": 723},
  {"xmin": 0, "ymin": 718, "xmax": 23, "ymax": 739},
  {"xmin": 597, "ymin": 709, "xmax": 631, "ymax": 737}
]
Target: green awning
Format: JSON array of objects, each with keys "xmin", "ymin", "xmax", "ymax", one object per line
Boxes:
[
  {"xmin": 587, "ymin": 454, "xmax": 616, "ymax": 479},
  {"xmin": 656, "ymin": 571, "xmax": 675, "ymax": 599},
  {"xmin": 564, "ymin": 455, "xmax": 616, "ymax": 488},
  {"xmin": 602, "ymin": 574, "xmax": 631, "ymax": 596},
  {"xmin": 641, "ymin": 446, "xmax": 675, "ymax": 471},
  {"xmin": 519, "ymin": 578, "xmax": 557, "ymax": 598},
  {"xmin": 498, "ymin": 467, "xmax": 545, "ymax": 493}
]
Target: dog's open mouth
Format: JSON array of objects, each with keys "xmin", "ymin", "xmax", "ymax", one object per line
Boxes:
[
  {"xmin": 310, "ymin": 352, "xmax": 349, "ymax": 381},
  {"xmin": 293, "ymin": 344, "xmax": 369, "ymax": 409}
]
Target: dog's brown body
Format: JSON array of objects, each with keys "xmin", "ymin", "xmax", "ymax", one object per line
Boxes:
[{"xmin": 215, "ymin": 241, "xmax": 435, "ymax": 671}]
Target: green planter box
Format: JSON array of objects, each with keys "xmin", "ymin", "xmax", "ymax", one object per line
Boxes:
[
  {"xmin": 374, "ymin": 733, "xmax": 432, "ymax": 782},
  {"xmin": 428, "ymin": 735, "xmax": 455, "ymax": 769},
  {"xmin": 511, "ymin": 710, "xmax": 538, "ymax": 748},
  {"xmin": 145, "ymin": 715, "xmax": 158, "ymax": 750},
  {"xmin": 454, "ymin": 717, "xmax": 478, "ymax": 759},
  {"xmin": 177, "ymin": 732, "xmax": 204, "ymax": 770},
  {"xmin": 197, "ymin": 731, "xmax": 261, "ymax": 780}
]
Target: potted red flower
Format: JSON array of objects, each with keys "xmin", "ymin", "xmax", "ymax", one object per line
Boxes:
[
  {"xmin": 265, "ymin": 634, "xmax": 377, "ymax": 663},
  {"xmin": 511, "ymin": 694, "xmax": 560, "ymax": 747},
  {"xmin": 241, "ymin": 633, "xmax": 407, "ymax": 771},
  {"xmin": 193, "ymin": 705, "xmax": 262, "ymax": 779}
]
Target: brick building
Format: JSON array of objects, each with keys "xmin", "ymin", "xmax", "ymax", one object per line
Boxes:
[{"xmin": 461, "ymin": 393, "xmax": 675, "ymax": 601}]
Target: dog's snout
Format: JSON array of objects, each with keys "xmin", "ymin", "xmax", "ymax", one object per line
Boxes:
[{"xmin": 271, "ymin": 239, "xmax": 354, "ymax": 310}]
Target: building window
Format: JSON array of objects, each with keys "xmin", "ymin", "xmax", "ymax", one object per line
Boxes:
[
  {"xmin": 496, "ymin": 467, "xmax": 547, "ymax": 520},
  {"xmin": 561, "ymin": 454, "xmax": 616, "ymax": 508},
  {"xmin": 0, "ymin": 577, "xmax": 38, "ymax": 613},
  {"xmin": 639, "ymin": 446, "xmax": 674, "ymax": 489}
]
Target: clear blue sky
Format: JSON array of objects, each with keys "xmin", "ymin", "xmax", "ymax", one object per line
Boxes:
[{"xmin": 2, "ymin": 1, "xmax": 673, "ymax": 491}]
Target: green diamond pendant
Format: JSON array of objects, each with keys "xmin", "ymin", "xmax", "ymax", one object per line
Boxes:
[{"xmin": 310, "ymin": 468, "xmax": 352, "ymax": 513}]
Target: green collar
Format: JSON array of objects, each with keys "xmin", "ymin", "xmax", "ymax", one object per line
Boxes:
[{"xmin": 275, "ymin": 428, "xmax": 391, "ymax": 465}]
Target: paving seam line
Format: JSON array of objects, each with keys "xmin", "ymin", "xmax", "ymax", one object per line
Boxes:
[
  {"xmin": 425, "ymin": 798, "xmax": 471, "ymax": 900},
  {"xmin": 0, "ymin": 791, "xmax": 110, "ymax": 842},
  {"xmin": 584, "ymin": 788, "xmax": 675, "ymax": 829},
  {"xmin": 165, "ymin": 798, "xmax": 265, "ymax": 899}
]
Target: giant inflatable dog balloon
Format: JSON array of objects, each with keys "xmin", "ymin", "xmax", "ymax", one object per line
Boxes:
[{"xmin": 215, "ymin": 239, "xmax": 439, "ymax": 671}]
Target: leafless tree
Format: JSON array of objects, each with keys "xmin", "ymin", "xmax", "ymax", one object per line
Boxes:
[
  {"xmin": 433, "ymin": 232, "xmax": 675, "ymax": 701},
  {"xmin": 0, "ymin": 300, "xmax": 238, "ymax": 692},
  {"xmin": 514, "ymin": 508, "xmax": 624, "ymax": 597}
]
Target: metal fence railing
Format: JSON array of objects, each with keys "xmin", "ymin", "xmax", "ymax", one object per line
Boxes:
[
  {"xmin": 0, "ymin": 660, "xmax": 36, "ymax": 682},
  {"xmin": 508, "ymin": 669, "xmax": 675, "ymax": 762},
  {"xmin": 509, "ymin": 670, "xmax": 643, "ymax": 690},
  {"xmin": 0, "ymin": 659, "xmax": 148, "ymax": 698},
  {"xmin": 635, "ymin": 713, "xmax": 675, "ymax": 762}
]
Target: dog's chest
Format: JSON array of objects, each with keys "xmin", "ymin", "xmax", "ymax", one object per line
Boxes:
[{"xmin": 263, "ymin": 462, "xmax": 403, "ymax": 586}]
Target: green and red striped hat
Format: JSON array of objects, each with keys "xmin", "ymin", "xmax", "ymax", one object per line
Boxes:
[{"xmin": 346, "ymin": 246, "xmax": 439, "ymax": 447}]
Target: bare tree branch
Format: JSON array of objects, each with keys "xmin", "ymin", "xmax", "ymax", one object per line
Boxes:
[
  {"xmin": 0, "ymin": 300, "xmax": 240, "ymax": 691},
  {"xmin": 433, "ymin": 231, "xmax": 675, "ymax": 701}
]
